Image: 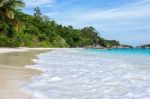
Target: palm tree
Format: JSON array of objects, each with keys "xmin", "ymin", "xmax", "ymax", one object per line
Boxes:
[{"xmin": 0, "ymin": 0, "xmax": 25, "ymax": 31}]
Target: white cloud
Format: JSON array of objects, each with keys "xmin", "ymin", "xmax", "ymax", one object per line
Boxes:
[
  {"xmin": 51, "ymin": 0, "xmax": 150, "ymax": 32},
  {"xmin": 24, "ymin": 0, "xmax": 55, "ymax": 7},
  {"xmin": 57, "ymin": 0, "xmax": 150, "ymax": 23}
]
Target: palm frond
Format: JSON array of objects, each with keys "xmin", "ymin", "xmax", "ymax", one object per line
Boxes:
[
  {"xmin": 0, "ymin": 0, "xmax": 25, "ymax": 32},
  {"xmin": 3, "ymin": 0, "xmax": 25, "ymax": 9},
  {"xmin": 5, "ymin": 8, "xmax": 14, "ymax": 19},
  {"xmin": 13, "ymin": 0, "xmax": 25, "ymax": 7}
]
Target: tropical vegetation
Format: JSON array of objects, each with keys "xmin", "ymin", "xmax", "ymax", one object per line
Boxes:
[{"xmin": 0, "ymin": 0, "xmax": 120, "ymax": 48}]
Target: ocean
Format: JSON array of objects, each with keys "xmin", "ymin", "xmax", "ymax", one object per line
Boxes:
[{"xmin": 23, "ymin": 48, "xmax": 150, "ymax": 99}]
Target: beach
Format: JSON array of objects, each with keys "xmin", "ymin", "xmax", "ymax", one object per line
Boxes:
[
  {"xmin": 0, "ymin": 48, "xmax": 50, "ymax": 99},
  {"xmin": 0, "ymin": 48, "xmax": 150, "ymax": 99}
]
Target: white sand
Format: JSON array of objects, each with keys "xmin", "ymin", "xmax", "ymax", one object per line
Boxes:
[
  {"xmin": 0, "ymin": 48, "xmax": 51, "ymax": 99},
  {"xmin": 0, "ymin": 47, "xmax": 52, "ymax": 53}
]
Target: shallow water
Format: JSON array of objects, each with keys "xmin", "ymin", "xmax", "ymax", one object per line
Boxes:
[{"xmin": 24, "ymin": 48, "xmax": 150, "ymax": 99}]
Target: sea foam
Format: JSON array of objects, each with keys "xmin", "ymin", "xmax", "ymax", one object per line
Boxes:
[{"xmin": 22, "ymin": 48, "xmax": 150, "ymax": 99}]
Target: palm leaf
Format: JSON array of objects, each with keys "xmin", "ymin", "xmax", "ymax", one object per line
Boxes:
[
  {"xmin": 0, "ymin": 0, "xmax": 25, "ymax": 31},
  {"xmin": 5, "ymin": 8, "xmax": 14, "ymax": 19},
  {"xmin": 3, "ymin": 0, "xmax": 25, "ymax": 8}
]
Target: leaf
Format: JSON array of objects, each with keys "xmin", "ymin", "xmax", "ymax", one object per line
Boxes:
[{"xmin": 5, "ymin": 9, "xmax": 14, "ymax": 19}]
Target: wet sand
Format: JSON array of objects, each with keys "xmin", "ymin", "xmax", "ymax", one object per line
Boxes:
[{"xmin": 0, "ymin": 50, "xmax": 49, "ymax": 99}]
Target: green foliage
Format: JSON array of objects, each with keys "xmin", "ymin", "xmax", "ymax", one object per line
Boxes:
[
  {"xmin": 0, "ymin": 3, "xmax": 120, "ymax": 48},
  {"xmin": 0, "ymin": 0, "xmax": 25, "ymax": 31},
  {"xmin": 0, "ymin": 35, "xmax": 20, "ymax": 47},
  {"xmin": 52, "ymin": 35, "xmax": 69, "ymax": 47}
]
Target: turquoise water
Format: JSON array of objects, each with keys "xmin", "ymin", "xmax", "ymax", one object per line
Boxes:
[
  {"xmin": 23, "ymin": 48, "xmax": 150, "ymax": 99},
  {"xmin": 85, "ymin": 48, "xmax": 150, "ymax": 55},
  {"xmin": 85, "ymin": 48, "xmax": 150, "ymax": 67}
]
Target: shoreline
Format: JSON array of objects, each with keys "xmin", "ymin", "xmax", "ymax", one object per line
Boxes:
[
  {"xmin": 19, "ymin": 48, "xmax": 150, "ymax": 99},
  {"xmin": 0, "ymin": 48, "xmax": 51, "ymax": 99},
  {"xmin": 1, "ymin": 48, "xmax": 149, "ymax": 98}
]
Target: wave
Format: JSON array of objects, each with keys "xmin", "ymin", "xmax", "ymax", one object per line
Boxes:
[{"xmin": 22, "ymin": 49, "xmax": 150, "ymax": 99}]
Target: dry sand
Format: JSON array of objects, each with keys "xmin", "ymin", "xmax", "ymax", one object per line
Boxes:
[{"xmin": 0, "ymin": 48, "xmax": 50, "ymax": 99}]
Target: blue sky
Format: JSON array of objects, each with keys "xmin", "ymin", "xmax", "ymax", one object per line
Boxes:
[{"xmin": 23, "ymin": 0, "xmax": 150, "ymax": 46}]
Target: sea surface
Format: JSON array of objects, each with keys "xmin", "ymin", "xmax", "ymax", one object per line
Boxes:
[{"xmin": 23, "ymin": 48, "xmax": 150, "ymax": 99}]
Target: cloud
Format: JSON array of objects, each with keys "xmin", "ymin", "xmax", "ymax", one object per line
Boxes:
[
  {"xmin": 24, "ymin": 0, "xmax": 55, "ymax": 7},
  {"xmin": 55, "ymin": 0, "xmax": 150, "ymax": 24}
]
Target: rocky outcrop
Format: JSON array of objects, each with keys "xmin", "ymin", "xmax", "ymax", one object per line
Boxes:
[
  {"xmin": 137, "ymin": 44, "xmax": 150, "ymax": 48},
  {"xmin": 112, "ymin": 45, "xmax": 133, "ymax": 48}
]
